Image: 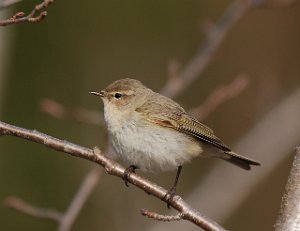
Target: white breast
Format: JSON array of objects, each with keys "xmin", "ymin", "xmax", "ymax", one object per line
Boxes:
[{"xmin": 106, "ymin": 113, "xmax": 202, "ymax": 172}]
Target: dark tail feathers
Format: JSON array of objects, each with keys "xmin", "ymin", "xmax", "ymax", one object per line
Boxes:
[{"xmin": 223, "ymin": 151, "xmax": 260, "ymax": 170}]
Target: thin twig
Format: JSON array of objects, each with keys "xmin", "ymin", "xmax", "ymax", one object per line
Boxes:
[
  {"xmin": 0, "ymin": 0, "xmax": 22, "ymax": 10},
  {"xmin": 275, "ymin": 145, "xmax": 300, "ymax": 231},
  {"xmin": 4, "ymin": 197, "xmax": 63, "ymax": 222},
  {"xmin": 0, "ymin": 0, "xmax": 54, "ymax": 26},
  {"xmin": 5, "ymin": 168, "xmax": 102, "ymax": 231},
  {"xmin": 189, "ymin": 74, "xmax": 249, "ymax": 121},
  {"xmin": 141, "ymin": 209, "xmax": 183, "ymax": 222},
  {"xmin": 58, "ymin": 167, "xmax": 103, "ymax": 231},
  {"xmin": 0, "ymin": 120, "xmax": 227, "ymax": 231},
  {"xmin": 254, "ymin": 0, "xmax": 296, "ymax": 8},
  {"xmin": 160, "ymin": 0, "xmax": 251, "ymax": 98},
  {"xmin": 40, "ymin": 98, "xmax": 104, "ymax": 126}
]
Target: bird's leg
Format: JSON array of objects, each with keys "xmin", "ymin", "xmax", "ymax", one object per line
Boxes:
[
  {"xmin": 163, "ymin": 166, "xmax": 182, "ymax": 209},
  {"xmin": 123, "ymin": 165, "xmax": 138, "ymax": 187}
]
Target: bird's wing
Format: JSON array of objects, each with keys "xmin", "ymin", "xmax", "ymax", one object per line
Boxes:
[{"xmin": 135, "ymin": 97, "xmax": 231, "ymax": 152}]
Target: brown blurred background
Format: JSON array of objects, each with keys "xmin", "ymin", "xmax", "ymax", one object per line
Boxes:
[{"xmin": 0, "ymin": 1, "xmax": 299, "ymax": 230}]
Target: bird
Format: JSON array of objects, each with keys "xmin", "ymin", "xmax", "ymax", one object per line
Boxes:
[{"xmin": 90, "ymin": 78, "xmax": 260, "ymax": 200}]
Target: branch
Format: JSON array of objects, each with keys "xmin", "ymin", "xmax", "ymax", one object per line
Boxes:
[
  {"xmin": 0, "ymin": 0, "xmax": 22, "ymax": 10},
  {"xmin": 40, "ymin": 98, "xmax": 104, "ymax": 126},
  {"xmin": 0, "ymin": 0, "xmax": 54, "ymax": 26},
  {"xmin": 189, "ymin": 74, "xmax": 249, "ymax": 121},
  {"xmin": 274, "ymin": 145, "xmax": 300, "ymax": 231},
  {"xmin": 5, "ymin": 147, "xmax": 106, "ymax": 231},
  {"xmin": 4, "ymin": 168, "xmax": 102, "ymax": 231},
  {"xmin": 0, "ymin": 120, "xmax": 227, "ymax": 231},
  {"xmin": 58, "ymin": 167, "xmax": 102, "ymax": 231},
  {"xmin": 160, "ymin": 0, "xmax": 296, "ymax": 99},
  {"xmin": 4, "ymin": 197, "xmax": 63, "ymax": 222},
  {"xmin": 141, "ymin": 209, "xmax": 184, "ymax": 222},
  {"xmin": 160, "ymin": 0, "xmax": 251, "ymax": 98}
]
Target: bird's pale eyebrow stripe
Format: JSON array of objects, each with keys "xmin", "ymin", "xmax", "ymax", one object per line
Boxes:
[{"xmin": 110, "ymin": 90, "xmax": 134, "ymax": 95}]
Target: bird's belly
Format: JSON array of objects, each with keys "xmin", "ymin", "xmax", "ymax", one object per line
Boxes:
[{"xmin": 109, "ymin": 120, "xmax": 202, "ymax": 172}]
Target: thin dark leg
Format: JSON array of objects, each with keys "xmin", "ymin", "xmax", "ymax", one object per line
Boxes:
[
  {"xmin": 123, "ymin": 165, "xmax": 138, "ymax": 187},
  {"xmin": 172, "ymin": 165, "xmax": 182, "ymax": 191},
  {"xmin": 164, "ymin": 166, "xmax": 182, "ymax": 209}
]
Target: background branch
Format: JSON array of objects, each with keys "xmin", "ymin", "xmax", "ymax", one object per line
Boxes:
[
  {"xmin": 0, "ymin": 0, "xmax": 22, "ymax": 10},
  {"xmin": 0, "ymin": 0, "xmax": 53, "ymax": 26},
  {"xmin": 160, "ymin": 0, "xmax": 251, "ymax": 98},
  {"xmin": 0, "ymin": 120, "xmax": 227, "ymax": 231},
  {"xmin": 58, "ymin": 167, "xmax": 103, "ymax": 231},
  {"xmin": 4, "ymin": 197, "xmax": 63, "ymax": 222},
  {"xmin": 4, "ymin": 168, "xmax": 103, "ymax": 231},
  {"xmin": 141, "ymin": 209, "xmax": 183, "ymax": 222},
  {"xmin": 40, "ymin": 98, "xmax": 104, "ymax": 126},
  {"xmin": 275, "ymin": 145, "xmax": 300, "ymax": 231},
  {"xmin": 189, "ymin": 73, "xmax": 249, "ymax": 121}
]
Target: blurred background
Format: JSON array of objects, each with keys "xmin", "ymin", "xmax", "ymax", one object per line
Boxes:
[{"xmin": 0, "ymin": 0, "xmax": 300, "ymax": 230}]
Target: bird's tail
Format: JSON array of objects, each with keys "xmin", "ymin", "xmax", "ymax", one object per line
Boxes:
[{"xmin": 222, "ymin": 151, "xmax": 260, "ymax": 170}]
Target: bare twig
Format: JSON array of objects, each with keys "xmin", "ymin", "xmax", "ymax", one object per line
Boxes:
[
  {"xmin": 0, "ymin": 0, "xmax": 54, "ymax": 26},
  {"xmin": 5, "ymin": 168, "xmax": 102, "ymax": 231},
  {"xmin": 255, "ymin": 0, "xmax": 296, "ymax": 8},
  {"xmin": 0, "ymin": 121, "xmax": 227, "ymax": 231},
  {"xmin": 0, "ymin": 0, "xmax": 22, "ymax": 10},
  {"xmin": 5, "ymin": 152, "xmax": 105, "ymax": 231},
  {"xmin": 40, "ymin": 98, "xmax": 104, "ymax": 126},
  {"xmin": 160, "ymin": 0, "xmax": 252, "ymax": 98},
  {"xmin": 4, "ymin": 197, "xmax": 63, "ymax": 222},
  {"xmin": 58, "ymin": 167, "xmax": 103, "ymax": 231},
  {"xmin": 275, "ymin": 145, "xmax": 300, "ymax": 231},
  {"xmin": 141, "ymin": 209, "xmax": 183, "ymax": 222},
  {"xmin": 189, "ymin": 74, "xmax": 249, "ymax": 121}
]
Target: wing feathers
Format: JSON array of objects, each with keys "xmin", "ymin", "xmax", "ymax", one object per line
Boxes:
[{"xmin": 136, "ymin": 98, "xmax": 230, "ymax": 152}]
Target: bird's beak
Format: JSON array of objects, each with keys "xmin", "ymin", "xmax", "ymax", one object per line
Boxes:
[{"xmin": 89, "ymin": 91, "xmax": 105, "ymax": 97}]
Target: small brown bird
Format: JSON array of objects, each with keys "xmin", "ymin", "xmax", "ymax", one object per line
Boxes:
[{"xmin": 91, "ymin": 78, "xmax": 260, "ymax": 196}]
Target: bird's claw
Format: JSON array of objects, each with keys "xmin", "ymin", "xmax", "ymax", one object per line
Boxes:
[
  {"xmin": 123, "ymin": 165, "xmax": 138, "ymax": 187},
  {"xmin": 163, "ymin": 186, "xmax": 176, "ymax": 209}
]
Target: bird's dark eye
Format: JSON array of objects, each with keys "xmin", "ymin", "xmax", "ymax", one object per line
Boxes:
[{"xmin": 114, "ymin": 93, "xmax": 123, "ymax": 99}]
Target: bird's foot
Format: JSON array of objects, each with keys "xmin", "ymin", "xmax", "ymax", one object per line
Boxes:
[
  {"xmin": 163, "ymin": 186, "xmax": 176, "ymax": 209},
  {"xmin": 123, "ymin": 165, "xmax": 138, "ymax": 187}
]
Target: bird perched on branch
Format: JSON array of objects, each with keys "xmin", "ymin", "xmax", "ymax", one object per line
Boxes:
[{"xmin": 90, "ymin": 78, "xmax": 260, "ymax": 202}]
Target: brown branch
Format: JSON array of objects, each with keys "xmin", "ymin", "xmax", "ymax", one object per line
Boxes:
[
  {"xmin": 4, "ymin": 168, "xmax": 102, "ymax": 231},
  {"xmin": 161, "ymin": 0, "xmax": 297, "ymax": 99},
  {"xmin": 40, "ymin": 98, "xmax": 104, "ymax": 126},
  {"xmin": 160, "ymin": 0, "xmax": 252, "ymax": 98},
  {"xmin": 58, "ymin": 167, "xmax": 103, "ymax": 231},
  {"xmin": 0, "ymin": 0, "xmax": 22, "ymax": 10},
  {"xmin": 0, "ymin": 0, "xmax": 54, "ymax": 26},
  {"xmin": 274, "ymin": 145, "xmax": 300, "ymax": 231},
  {"xmin": 189, "ymin": 74, "xmax": 249, "ymax": 121},
  {"xmin": 4, "ymin": 197, "xmax": 63, "ymax": 222},
  {"xmin": 0, "ymin": 120, "xmax": 227, "ymax": 231},
  {"xmin": 141, "ymin": 209, "xmax": 183, "ymax": 222},
  {"xmin": 256, "ymin": 0, "xmax": 296, "ymax": 8}
]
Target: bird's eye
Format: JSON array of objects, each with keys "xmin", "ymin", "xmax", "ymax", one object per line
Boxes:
[{"xmin": 114, "ymin": 93, "xmax": 123, "ymax": 99}]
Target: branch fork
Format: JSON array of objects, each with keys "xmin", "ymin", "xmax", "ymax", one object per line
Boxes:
[{"xmin": 0, "ymin": 0, "xmax": 54, "ymax": 26}]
